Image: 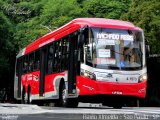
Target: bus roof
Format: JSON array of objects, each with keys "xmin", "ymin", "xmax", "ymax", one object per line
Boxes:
[
  {"xmin": 21, "ymin": 18, "xmax": 142, "ymax": 55},
  {"xmin": 73, "ymin": 18, "xmax": 141, "ymax": 30}
]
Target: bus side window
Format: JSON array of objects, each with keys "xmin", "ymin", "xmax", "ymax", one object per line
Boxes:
[
  {"xmin": 85, "ymin": 34, "xmax": 93, "ymax": 66},
  {"xmin": 53, "ymin": 41, "xmax": 61, "ymax": 72},
  {"xmin": 61, "ymin": 38, "xmax": 69, "ymax": 71},
  {"xmin": 65, "ymin": 38, "xmax": 69, "ymax": 70},
  {"xmin": 23, "ymin": 55, "xmax": 29, "ymax": 74},
  {"xmin": 61, "ymin": 39, "xmax": 64, "ymax": 71},
  {"xmin": 34, "ymin": 50, "xmax": 40, "ymax": 71},
  {"xmin": 47, "ymin": 44, "xmax": 54, "ymax": 74},
  {"xmin": 28, "ymin": 53, "xmax": 34, "ymax": 72}
]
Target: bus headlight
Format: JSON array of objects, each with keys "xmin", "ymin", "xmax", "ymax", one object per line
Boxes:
[
  {"xmin": 83, "ymin": 70, "xmax": 96, "ymax": 80},
  {"xmin": 138, "ymin": 73, "xmax": 147, "ymax": 83}
]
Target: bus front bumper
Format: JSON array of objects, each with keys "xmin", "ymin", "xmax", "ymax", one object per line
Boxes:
[{"xmin": 77, "ymin": 76, "xmax": 147, "ymax": 98}]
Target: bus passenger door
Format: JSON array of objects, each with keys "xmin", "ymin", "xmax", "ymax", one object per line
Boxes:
[
  {"xmin": 68, "ymin": 35, "xmax": 78, "ymax": 96},
  {"xmin": 39, "ymin": 47, "xmax": 47, "ymax": 96}
]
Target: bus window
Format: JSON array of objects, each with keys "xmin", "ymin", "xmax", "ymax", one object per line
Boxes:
[
  {"xmin": 53, "ymin": 41, "xmax": 61, "ymax": 72},
  {"xmin": 47, "ymin": 44, "xmax": 54, "ymax": 74},
  {"xmin": 34, "ymin": 50, "xmax": 40, "ymax": 71},
  {"xmin": 122, "ymin": 47, "xmax": 141, "ymax": 66},
  {"xmin": 61, "ymin": 38, "xmax": 69, "ymax": 71},
  {"xmin": 23, "ymin": 55, "xmax": 29, "ymax": 74},
  {"xmin": 28, "ymin": 53, "xmax": 34, "ymax": 72},
  {"xmin": 85, "ymin": 29, "xmax": 92, "ymax": 66}
]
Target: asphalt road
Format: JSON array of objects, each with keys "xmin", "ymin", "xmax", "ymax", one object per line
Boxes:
[
  {"xmin": 1, "ymin": 103, "xmax": 160, "ymax": 120},
  {"xmin": 6, "ymin": 108, "xmax": 160, "ymax": 120}
]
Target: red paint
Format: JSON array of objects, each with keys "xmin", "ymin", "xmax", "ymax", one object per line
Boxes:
[
  {"xmin": 77, "ymin": 76, "xmax": 146, "ymax": 98},
  {"xmin": 21, "ymin": 71, "xmax": 40, "ymax": 94},
  {"xmin": 21, "ymin": 72, "xmax": 146, "ymax": 98},
  {"xmin": 24, "ymin": 18, "xmax": 141, "ymax": 54},
  {"xmin": 21, "ymin": 71, "xmax": 65, "ymax": 95},
  {"xmin": 45, "ymin": 72, "xmax": 65, "ymax": 93}
]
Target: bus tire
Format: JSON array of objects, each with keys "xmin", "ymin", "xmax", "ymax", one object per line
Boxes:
[
  {"xmin": 59, "ymin": 83, "xmax": 78, "ymax": 108},
  {"xmin": 113, "ymin": 103, "xmax": 123, "ymax": 109},
  {"xmin": 21, "ymin": 87, "xmax": 27, "ymax": 104},
  {"xmin": 27, "ymin": 87, "xmax": 32, "ymax": 104},
  {"xmin": 113, "ymin": 105, "xmax": 123, "ymax": 109}
]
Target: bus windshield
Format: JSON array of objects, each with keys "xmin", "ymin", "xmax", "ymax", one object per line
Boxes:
[{"xmin": 85, "ymin": 27, "xmax": 144, "ymax": 70}]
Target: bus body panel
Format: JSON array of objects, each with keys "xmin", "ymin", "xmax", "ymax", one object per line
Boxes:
[
  {"xmin": 24, "ymin": 25, "xmax": 81, "ymax": 54},
  {"xmin": 20, "ymin": 71, "xmax": 146, "ymax": 100},
  {"xmin": 21, "ymin": 71, "xmax": 40, "ymax": 95},
  {"xmin": 77, "ymin": 76, "xmax": 146, "ymax": 98},
  {"xmin": 20, "ymin": 72, "xmax": 66, "ymax": 100},
  {"xmin": 44, "ymin": 72, "xmax": 65, "ymax": 94}
]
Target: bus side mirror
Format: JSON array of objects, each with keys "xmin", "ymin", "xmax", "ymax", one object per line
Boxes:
[
  {"xmin": 78, "ymin": 33, "xmax": 85, "ymax": 48},
  {"xmin": 77, "ymin": 33, "xmax": 85, "ymax": 63},
  {"xmin": 78, "ymin": 26, "xmax": 88, "ymax": 48}
]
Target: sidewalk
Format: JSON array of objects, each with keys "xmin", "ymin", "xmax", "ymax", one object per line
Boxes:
[{"xmin": 0, "ymin": 103, "xmax": 50, "ymax": 114}]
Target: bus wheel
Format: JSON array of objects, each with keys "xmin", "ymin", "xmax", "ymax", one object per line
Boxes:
[
  {"xmin": 60, "ymin": 83, "xmax": 78, "ymax": 108},
  {"xmin": 113, "ymin": 104, "xmax": 123, "ymax": 109},
  {"xmin": 21, "ymin": 88, "xmax": 27, "ymax": 104},
  {"xmin": 27, "ymin": 87, "xmax": 32, "ymax": 104}
]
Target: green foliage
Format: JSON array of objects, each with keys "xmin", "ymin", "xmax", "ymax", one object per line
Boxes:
[
  {"xmin": 14, "ymin": 17, "xmax": 49, "ymax": 49},
  {"xmin": 1, "ymin": 0, "xmax": 132, "ymax": 50},
  {"xmin": 82, "ymin": 0, "xmax": 131, "ymax": 19},
  {"xmin": 0, "ymin": 11, "xmax": 15, "ymax": 88},
  {"xmin": 121, "ymin": 0, "xmax": 160, "ymax": 54},
  {"xmin": 40, "ymin": 0, "xmax": 83, "ymax": 29}
]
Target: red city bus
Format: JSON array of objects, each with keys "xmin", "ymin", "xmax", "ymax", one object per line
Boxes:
[{"xmin": 14, "ymin": 18, "xmax": 147, "ymax": 108}]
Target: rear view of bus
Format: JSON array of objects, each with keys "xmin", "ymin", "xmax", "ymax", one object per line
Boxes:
[{"xmin": 77, "ymin": 19, "xmax": 147, "ymax": 108}]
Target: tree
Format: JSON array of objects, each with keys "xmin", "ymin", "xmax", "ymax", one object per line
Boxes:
[
  {"xmin": 0, "ymin": 11, "xmax": 16, "ymax": 101},
  {"xmin": 9, "ymin": 0, "xmax": 48, "ymax": 49},
  {"xmin": 0, "ymin": 0, "xmax": 37, "ymax": 100},
  {"xmin": 82, "ymin": 0, "xmax": 131, "ymax": 19},
  {"xmin": 121, "ymin": 0, "xmax": 160, "ymax": 54},
  {"xmin": 40, "ymin": 0, "xmax": 83, "ymax": 29}
]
